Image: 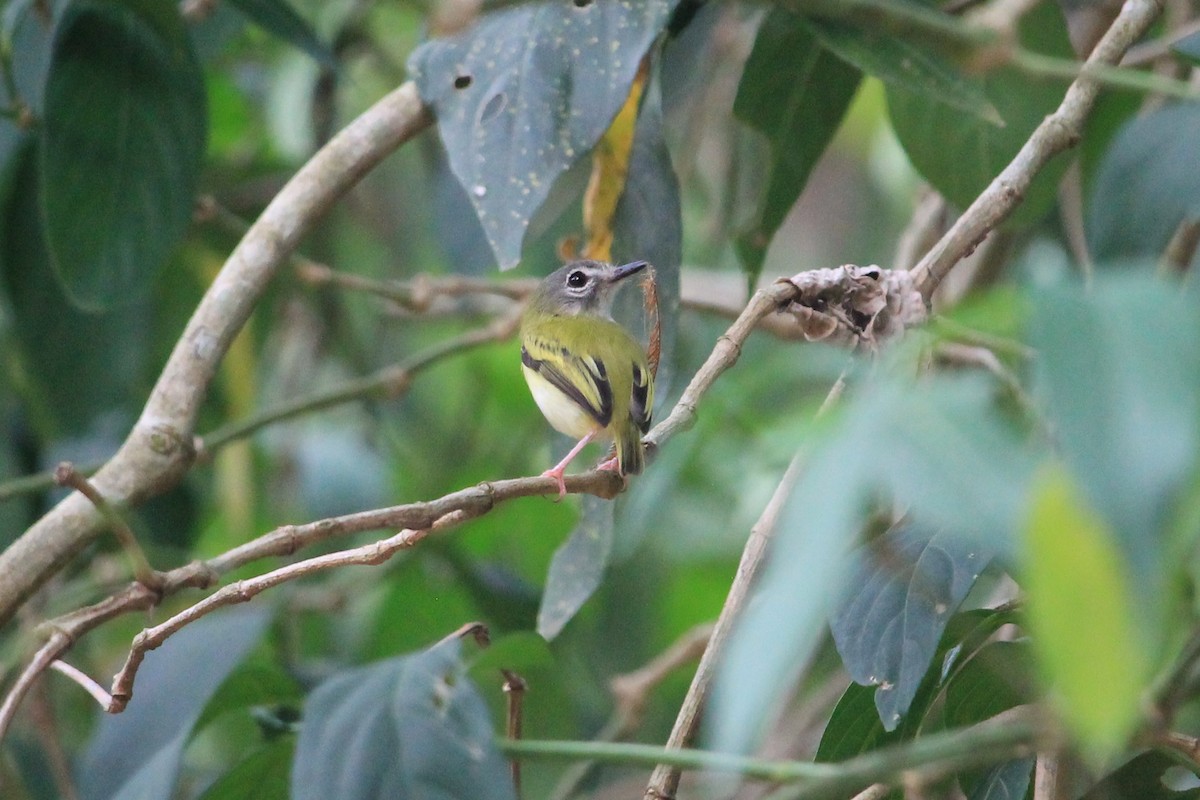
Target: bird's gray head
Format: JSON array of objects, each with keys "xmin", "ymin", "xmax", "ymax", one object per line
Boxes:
[{"xmin": 531, "ymin": 259, "xmax": 648, "ymax": 317}]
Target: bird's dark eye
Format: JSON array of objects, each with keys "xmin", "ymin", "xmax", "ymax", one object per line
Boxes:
[{"xmin": 566, "ymin": 270, "xmax": 588, "ymax": 289}]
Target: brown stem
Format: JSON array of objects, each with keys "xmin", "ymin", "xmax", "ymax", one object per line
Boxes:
[
  {"xmin": 503, "ymin": 670, "xmax": 528, "ymax": 796},
  {"xmin": 910, "ymin": 0, "xmax": 1167, "ymax": 299}
]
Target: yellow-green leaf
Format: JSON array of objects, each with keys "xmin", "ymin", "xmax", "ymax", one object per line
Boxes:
[{"xmin": 1023, "ymin": 466, "xmax": 1147, "ymax": 762}]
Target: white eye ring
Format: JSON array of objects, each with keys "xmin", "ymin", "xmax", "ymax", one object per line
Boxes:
[{"xmin": 567, "ymin": 270, "xmax": 588, "ymax": 289}]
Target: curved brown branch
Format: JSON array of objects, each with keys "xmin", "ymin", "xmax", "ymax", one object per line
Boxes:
[
  {"xmin": 910, "ymin": 0, "xmax": 1167, "ymax": 299},
  {"xmin": 0, "ymin": 82, "xmax": 434, "ymax": 627}
]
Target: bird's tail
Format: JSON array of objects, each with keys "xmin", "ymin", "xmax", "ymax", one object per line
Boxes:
[{"xmin": 615, "ymin": 424, "xmax": 645, "ymax": 476}]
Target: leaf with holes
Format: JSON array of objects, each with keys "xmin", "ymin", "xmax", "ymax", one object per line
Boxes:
[
  {"xmin": 291, "ymin": 636, "xmax": 514, "ymax": 800},
  {"xmin": 408, "ymin": 1, "xmax": 674, "ymax": 270},
  {"xmin": 40, "ymin": 0, "xmax": 206, "ymax": 309}
]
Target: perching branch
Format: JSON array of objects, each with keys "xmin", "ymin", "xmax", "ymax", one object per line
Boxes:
[
  {"xmin": 910, "ymin": 0, "xmax": 1167, "ymax": 300},
  {"xmin": 0, "ymin": 81, "xmax": 435, "ymax": 628}
]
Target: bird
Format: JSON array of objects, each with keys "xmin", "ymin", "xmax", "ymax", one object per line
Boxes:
[{"xmin": 520, "ymin": 259, "xmax": 654, "ymax": 499}]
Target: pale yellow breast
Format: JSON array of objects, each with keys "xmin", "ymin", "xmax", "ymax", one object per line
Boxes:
[{"xmin": 522, "ymin": 365, "xmax": 608, "ymax": 441}]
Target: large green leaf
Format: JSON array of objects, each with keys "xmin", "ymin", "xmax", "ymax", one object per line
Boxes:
[
  {"xmin": 0, "ymin": 143, "xmax": 149, "ymax": 436},
  {"xmin": 816, "ymin": 682, "xmax": 898, "ymax": 764},
  {"xmin": 1085, "ymin": 102, "xmax": 1200, "ymax": 262},
  {"xmin": 291, "ymin": 637, "xmax": 515, "ymax": 800},
  {"xmin": 78, "ymin": 608, "xmax": 271, "ymax": 800},
  {"xmin": 831, "ymin": 523, "xmax": 993, "ymax": 731},
  {"xmin": 732, "ymin": 8, "xmax": 861, "ymax": 279},
  {"xmin": 1028, "ymin": 275, "xmax": 1200, "ymax": 590},
  {"xmin": 887, "ymin": 2, "xmax": 1073, "ymax": 226},
  {"xmin": 197, "ymin": 738, "xmax": 294, "ymax": 800},
  {"xmin": 226, "ymin": 0, "xmax": 334, "ymax": 67},
  {"xmin": 407, "ymin": 1, "xmax": 673, "ymax": 270},
  {"xmin": 40, "ymin": 0, "xmax": 206, "ymax": 309},
  {"xmin": 1022, "ymin": 468, "xmax": 1148, "ymax": 763},
  {"xmin": 806, "ymin": 18, "xmax": 998, "ymax": 123}
]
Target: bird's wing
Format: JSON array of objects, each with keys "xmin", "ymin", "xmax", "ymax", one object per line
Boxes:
[
  {"xmin": 521, "ymin": 337, "xmax": 614, "ymax": 427},
  {"xmin": 629, "ymin": 361, "xmax": 652, "ymax": 434}
]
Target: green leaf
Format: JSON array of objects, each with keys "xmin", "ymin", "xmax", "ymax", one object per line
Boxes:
[
  {"xmin": 40, "ymin": 0, "xmax": 206, "ymax": 309},
  {"xmin": 831, "ymin": 523, "xmax": 993, "ymax": 731},
  {"xmin": 194, "ymin": 660, "xmax": 304, "ymax": 733},
  {"xmin": 1085, "ymin": 102, "xmax": 1200, "ymax": 262},
  {"xmin": 197, "ymin": 738, "xmax": 294, "ymax": 800},
  {"xmin": 1022, "ymin": 467, "xmax": 1148, "ymax": 762},
  {"xmin": 732, "ymin": 8, "xmax": 861, "ymax": 279},
  {"xmin": 291, "ymin": 638, "xmax": 515, "ymax": 800},
  {"xmin": 816, "ymin": 682, "xmax": 899, "ymax": 763},
  {"xmin": 0, "ymin": 142, "xmax": 150, "ymax": 436},
  {"xmin": 943, "ymin": 641, "xmax": 1035, "ymax": 799},
  {"xmin": 806, "ymin": 19, "xmax": 999, "ymax": 124},
  {"xmin": 407, "ymin": 1, "xmax": 673, "ymax": 270},
  {"xmin": 537, "ymin": 495, "xmax": 613, "ymax": 640},
  {"xmin": 965, "ymin": 757, "xmax": 1035, "ymax": 800},
  {"xmin": 226, "ymin": 0, "xmax": 334, "ymax": 67},
  {"xmin": 1028, "ymin": 274, "xmax": 1200, "ymax": 590},
  {"xmin": 78, "ymin": 608, "xmax": 271, "ymax": 800},
  {"xmin": 887, "ymin": 2, "xmax": 1073, "ymax": 227}
]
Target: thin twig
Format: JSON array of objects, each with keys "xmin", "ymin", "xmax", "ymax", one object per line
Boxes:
[
  {"xmin": 504, "ymin": 706, "xmax": 1041, "ymax": 799},
  {"xmin": 1122, "ymin": 17, "xmax": 1200, "ymax": 65},
  {"xmin": 52, "ymin": 463, "xmax": 162, "ymax": 592},
  {"xmin": 503, "ymin": 670, "xmax": 527, "ymax": 796},
  {"xmin": 551, "ymin": 622, "xmax": 716, "ymax": 800},
  {"xmin": 195, "ymin": 310, "xmax": 522, "ymax": 457},
  {"xmin": 48, "ymin": 660, "xmax": 113, "ymax": 711},
  {"xmin": 911, "ymin": 0, "xmax": 1168, "ymax": 300}
]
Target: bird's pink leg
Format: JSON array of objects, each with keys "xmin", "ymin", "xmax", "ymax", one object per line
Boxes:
[{"xmin": 542, "ymin": 430, "xmax": 597, "ymax": 500}]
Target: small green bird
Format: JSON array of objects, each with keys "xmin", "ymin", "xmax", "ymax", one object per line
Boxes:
[{"xmin": 520, "ymin": 259, "xmax": 654, "ymax": 498}]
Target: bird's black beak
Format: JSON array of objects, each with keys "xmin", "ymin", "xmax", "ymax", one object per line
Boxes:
[{"xmin": 611, "ymin": 260, "xmax": 648, "ymax": 282}]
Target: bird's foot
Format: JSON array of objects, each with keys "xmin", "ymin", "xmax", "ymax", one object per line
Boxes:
[{"xmin": 541, "ymin": 466, "xmax": 569, "ymax": 501}]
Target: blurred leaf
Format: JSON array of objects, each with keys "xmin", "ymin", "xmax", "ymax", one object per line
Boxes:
[
  {"xmin": 291, "ymin": 637, "xmax": 515, "ymax": 800},
  {"xmin": 467, "ymin": 631, "xmax": 554, "ymax": 676},
  {"xmin": 408, "ymin": 1, "xmax": 673, "ymax": 270},
  {"xmin": 732, "ymin": 8, "xmax": 860, "ymax": 280},
  {"xmin": 610, "ymin": 64, "xmax": 681, "ymax": 401},
  {"xmin": 1023, "ymin": 467, "xmax": 1147, "ymax": 762},
  {"xmin": 1028, "ymin": 275, "xmax": 1200, "ymax": 589},
  {"xmin": 831, "ymin": 523, "xmax": 993, "ymax": 731},
  {"xmin": 197, "ymin": 738, "xmax": 294, "ymax": 800},
  {"xmin": 806, "ymin": 19, "xmax": 999, "ymax": 123},
  {"xmin": 1172, "ymin": 30, "xmax": 1200, "ymax": 66},
  {"xmin": 712, "ymin": 362, "xmax": 1036, "ymax": 753},
  {"xmin": 1086, "ymin": 102, "xmax": 1200, "ymax": 261},
  {"xmin": 40, "ymin": 0, "xmax": 206, "ymax": 309},
  {"xmin": 537, "ymin": 495, "xmax": 614, "ymax": 640},
  {"xmin": 0, "ymin": 144, "xmax": 149, "ymax": 436},
  {"xmin": 1077, "ymin": 751, "xmax": 1200, "ymax": 800},
  {"xmin": 227, "ymin": 0, "xmax": 334, "ymax": 67},
  {"xmin": 887, "ymin": 2, "xmax": 1072, "ymax": 227},
  {"xmin": 78, "ymin": 608, "xmax": 270, "ymax": 800}
]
